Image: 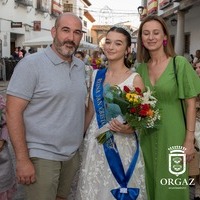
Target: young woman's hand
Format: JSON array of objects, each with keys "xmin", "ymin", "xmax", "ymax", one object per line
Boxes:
[
  {"xmin": 183, "ymin": 139, "xmax": 196, "ymax": 163},
  {"xmin": 108, "ymin": 118, "xmax": 134, "ymax": 134}
]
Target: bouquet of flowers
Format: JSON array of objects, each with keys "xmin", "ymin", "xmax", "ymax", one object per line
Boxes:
[{"xmin": 96, "ymin": 85, "xmax": 161, "ymax": 144}]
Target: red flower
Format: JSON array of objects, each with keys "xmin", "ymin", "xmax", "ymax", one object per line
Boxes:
[
  {"xmin": 124, "ymin": 85, "xmax": 130, "ymax": 93},
  {"xmin": 135, "ymin": 87, "xmax": 142, "ymax": 94},
  {"xmin": 130, "ymin": 107, "xmax": 136, "ymax": 113},
  {"xmin": 139, "ymin": 109, "xmax": 148, "ymax": 117},
  {"xmin": 141, "ymin": 104, "xmax": 150, "ymax": 111}
]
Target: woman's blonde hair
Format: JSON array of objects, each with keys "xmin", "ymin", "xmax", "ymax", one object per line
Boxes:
[{"xmin": 137, "ymin": 15, "xmax": 176, "ymax": 63}]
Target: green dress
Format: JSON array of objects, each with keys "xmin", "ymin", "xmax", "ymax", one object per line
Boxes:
[{"xmin": 137, "ymin": 56, "xmax": 200, "ymax": 200}]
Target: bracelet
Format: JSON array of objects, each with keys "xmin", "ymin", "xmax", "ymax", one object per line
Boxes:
[{"xmin": 186, "ymin": 129, "xmax": 195, "ymax": 132}]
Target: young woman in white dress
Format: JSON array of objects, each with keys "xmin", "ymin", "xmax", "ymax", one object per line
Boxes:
[{"xmin": 70, "ymin": 26, "xmax": 147, "ymax": 200}]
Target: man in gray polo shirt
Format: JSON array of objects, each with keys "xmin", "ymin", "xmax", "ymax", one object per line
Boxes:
[{"xmin": 6, "ymin": 13, "xmax": 87, "ymax": 200}]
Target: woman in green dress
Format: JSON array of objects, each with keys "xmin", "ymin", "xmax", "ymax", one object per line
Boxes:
[{"xmin": 136, "ymin": 15, "xmax": 200, "ymax": 200}]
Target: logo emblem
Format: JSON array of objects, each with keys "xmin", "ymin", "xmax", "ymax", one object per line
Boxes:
[{"xmin": 168, "ymin": 146, "xmax": 186, "ymax": 177}]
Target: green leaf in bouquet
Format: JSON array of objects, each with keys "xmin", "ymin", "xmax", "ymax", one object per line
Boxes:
[
  {"xmin": 96, "ymin": 132, "xmax": 107, "ymax": 144},
  {"xmin": 112, "ymin": 96, "xmax": 129, "ymax": 115},
  {"xmin": 96, "ymin": 131, "xmax": 113, "ymax": 144}
]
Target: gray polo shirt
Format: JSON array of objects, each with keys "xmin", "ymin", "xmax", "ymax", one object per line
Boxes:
[{"xmin": 7, "ymin": 46, "xmax": 87, "ymax": 161}]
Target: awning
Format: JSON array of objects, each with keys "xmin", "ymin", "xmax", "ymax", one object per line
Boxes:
[
  {"xmin": 23, "ymin": 36, "xmax": 98, "ymax": 50},
  {"xmin": 23, "ymin": 36, "xmax": 52, "ymax": 47}
]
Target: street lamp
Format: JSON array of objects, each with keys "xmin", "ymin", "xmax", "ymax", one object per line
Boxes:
[{"xmin": 137, "ymin": 6, "xmax": 144, "ymax": 15}]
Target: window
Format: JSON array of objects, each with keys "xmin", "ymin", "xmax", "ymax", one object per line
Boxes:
[
  {"xmin": 184, "ymin": 33, "xmax": 190, "ymax": 54},
  {"xmin": 63, "ymin": 3, "xmax": 73, "ymax": 12},
  {"xmin": 170, "ymin": 33, "xmax": 190, "ymax": 54},
  {"xmin": 83, "ymin": 20, "xmax": 87, "ymax": 28},
  {"xmin": 36, "ymin": 0, "xmax": 49, "ymax": 12}
]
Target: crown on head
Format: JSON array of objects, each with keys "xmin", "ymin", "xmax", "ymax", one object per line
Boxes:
[{"xmin": 112, "ymin": 24, "xmax": 132, "ymax": 37}]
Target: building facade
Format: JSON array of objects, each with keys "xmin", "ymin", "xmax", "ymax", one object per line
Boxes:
[
  {"xmin": 0, "ymin": 0, "xmax": 95, "ymax": 57},
  {"xmin": 138, "ymin": 0, "xmax": 200, "ymax": 57}
]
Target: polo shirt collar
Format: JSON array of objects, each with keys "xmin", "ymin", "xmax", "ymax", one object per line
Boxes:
[{"xmin": 44, "ymin": 45, "xmax": 78, "ymax": 67}]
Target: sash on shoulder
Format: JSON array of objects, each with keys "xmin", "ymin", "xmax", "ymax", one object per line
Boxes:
[{"xmin": 93, "ymin": 69, "xmax": 140, "ymax": 200}]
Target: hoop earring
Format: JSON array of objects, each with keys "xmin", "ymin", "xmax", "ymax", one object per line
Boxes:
[{"xmin": 163, "ymin": 40, "xmax": 167, "ymax": 46}]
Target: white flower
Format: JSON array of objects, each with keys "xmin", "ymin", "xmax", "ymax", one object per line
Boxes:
[{"xmin": 142, "ymin": 87, "xmax": 157, "ymax": 106}]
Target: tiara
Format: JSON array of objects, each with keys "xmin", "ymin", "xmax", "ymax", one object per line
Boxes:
[{"xmin": 112, "ymin": 24, "xmax": 132, "ymax": 36}]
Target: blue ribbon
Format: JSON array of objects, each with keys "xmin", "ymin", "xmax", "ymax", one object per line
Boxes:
[
  {"xmin": 93, "ymin": 69, "xmax": 140, "ymax": 200},
  {"xmin": 111, "ymin": 188, "xmax": 140, "ymax": 200}
]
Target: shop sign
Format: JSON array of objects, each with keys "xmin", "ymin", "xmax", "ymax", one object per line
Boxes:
[
  {"xmin": 11, "ymin": 22, "xmax": 23, "ymax": 28},
  {"xmin": 33, "ymin": 21, "xmax": 41, "ymax": 31}
]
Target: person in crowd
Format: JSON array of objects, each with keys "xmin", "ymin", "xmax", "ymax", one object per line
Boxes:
[
  {"xmin": 21, "ymin": 47, "xmax": 27, "ymax": 57},
  {"xmin": 136, "ymin": 14, "xmax": 200, "ymax": 200},
  {"xmin": 88, "ymin": 50, "xmax": 102, "ymax": 69},
  {"xmin": 25, "ymin": 48, "xmax": 33, "ymax": 57},
  {"xmin": 6, "ymin": 13, "xmax": 87, "ymax": 200},
  {"xmin": 190, "ymin": 53, "xmax": 195, "ymax": 64},
  {"xmin": 70, "ymin": 25, "xmax": 147, "ymax": 200},
  {"xmin": 17, "ymin": 47, "xmax": 23, "ymax": 60},
  {"xmin": 98, "ymin": 47, "xmax": 107, "ymax": 68},
  {"xmin": 82, "ymin": 50, "xmax": 90, "ymax": 65},
  {"xmin": 11, "ymin": 47, "xmax": 19, "ymax": 60},
  {"xmin": 74, "ymin": 51, "xmax": 93, "ymax": 91},
  {"xmin": 191, "ymin": 61, "xmax": 200, "ymax": 200},
  {"xmin": 0, "ymin": 95, "xmax": 16, "ymax": 200},
  {"xmin": 74, "ymin": 50, "xmax": 84, "ymax": 60},
  {"xmin": 192, "ymin": 50, "xmax": 200, "ymax": 67}
]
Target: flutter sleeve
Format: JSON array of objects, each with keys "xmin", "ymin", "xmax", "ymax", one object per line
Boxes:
[{"xmin": 175, "ymin": 56, "xmax": 200, "ymax": 99}]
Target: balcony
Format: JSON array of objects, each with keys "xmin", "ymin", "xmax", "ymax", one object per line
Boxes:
[
  {"xmin": 15, "ymin": 0, "xmax": 33, "ymax": 7},
  {"xmin": 147, "ymin": 0, "xmax": 158, "ymax": 15},
  {"xmin": 36, "ymin": 6, "xmax": 49, "ymax": 13},
  {"xmin": 159, "ymin": 0, "xmax": 173, "ymax": 10}
]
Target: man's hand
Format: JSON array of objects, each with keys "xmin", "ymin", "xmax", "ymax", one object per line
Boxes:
[{"xmin": 16, "ymin": 159, "xmax": 36, "ymax": 185}]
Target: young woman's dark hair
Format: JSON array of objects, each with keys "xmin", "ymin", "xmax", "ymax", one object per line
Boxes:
[{"xmin": 107, "ymin": 26, "xmax": 132, "ymax": 68}]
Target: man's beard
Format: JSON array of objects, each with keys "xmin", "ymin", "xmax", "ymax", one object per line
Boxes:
[{"xmin": 54, "ymin": 38, "xmax": 77, "ymax": 58}]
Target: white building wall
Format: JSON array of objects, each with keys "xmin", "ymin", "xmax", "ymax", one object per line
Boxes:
[
  {"xmin": 141, "ymin": 0, "xmax": 200, "ymax": 57},
  {"xmin": 76, "ymin": 0, "xmax": 94, "ymax": 44},
  {"xmin": 184, "ymin": 5, "xmax": 200, "ymax": 55},
  {"xmin": 0, "ymin": 0, "xmax": 95, "ymax": 57},
  {"xmin": 0, "ymin": 0, "xmax": 56, "ymax": 57},
  {"xmin": 167, "ymin": 4, "xmax": 200, "ymax": 56}
]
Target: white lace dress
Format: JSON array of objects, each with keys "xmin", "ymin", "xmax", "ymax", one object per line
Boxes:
[{"xmin": 70, "ymin": 72, "xmax": 147, "ymax": 200}]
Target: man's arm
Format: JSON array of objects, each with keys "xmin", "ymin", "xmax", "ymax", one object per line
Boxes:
[{"xmin": 6, "ymin": 95, "xmax": 36, "ymax": 185}]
